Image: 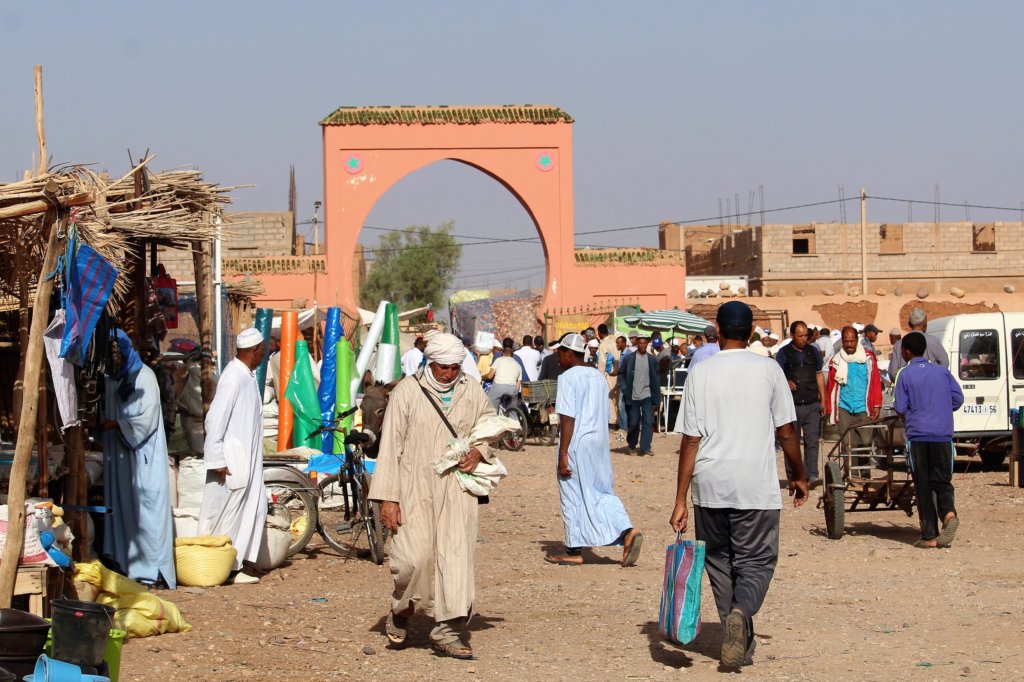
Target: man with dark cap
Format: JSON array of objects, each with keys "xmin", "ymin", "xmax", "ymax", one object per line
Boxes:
[
  {"xmin": 618, "ymin": 333, "xmax": 660, "ymax": 455},
  {"xmin": 776, "ymin": 321, "xmax": 826, "ymax": 488},
  {"xmin": 862, "ymin": 324, "xmax": 882, "ymax": 355},
  {"xmin": 671, "ymin": 301, "xmax": 808, "ymax": 669},
  {"xmin": 687, "ymin": 324, "xmax": 720, "ymax": 370}
]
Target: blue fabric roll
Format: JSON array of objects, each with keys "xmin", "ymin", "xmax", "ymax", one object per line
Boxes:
[{"xmin": 318, "ymin": 307, "xmax": 343, "ymax": 453}]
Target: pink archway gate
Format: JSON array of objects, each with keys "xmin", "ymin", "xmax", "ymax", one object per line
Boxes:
[{"xmin": 321, "ymin": 106, "xmax": 575, "ymax": 317}]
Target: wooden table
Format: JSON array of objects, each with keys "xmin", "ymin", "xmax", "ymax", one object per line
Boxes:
[{"xmin": 14, "ymin": 564, "xmax": 65, "ymax": 617}]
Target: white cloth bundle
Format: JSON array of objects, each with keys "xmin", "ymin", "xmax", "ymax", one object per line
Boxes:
[{"xmin": 431, "ymin": 415, "xmax": 518, "ymax": 496}]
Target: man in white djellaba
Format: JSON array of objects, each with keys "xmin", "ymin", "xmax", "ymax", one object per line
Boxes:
[{"xmin": 199, "ymin": 328, "xmax": 268, "ymax": 584}]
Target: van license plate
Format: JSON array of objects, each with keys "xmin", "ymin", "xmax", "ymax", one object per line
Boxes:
[{"xmin": 963, "ymin": 404, "xmax": 998, "ymax": 415}]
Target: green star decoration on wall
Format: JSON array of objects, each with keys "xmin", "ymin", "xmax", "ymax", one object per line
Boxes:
[
  {"xmin": 345, "ymin": 154, "xmax": 363, "ymax": 174},
  {"xmin": 536, "ymin": 152, "xmax": 555, "ymax": 172}
]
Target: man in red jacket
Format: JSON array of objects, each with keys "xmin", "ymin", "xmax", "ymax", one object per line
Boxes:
[{"xmin": 824, "ymin": 326, "xmax": 883, "ymax": 463}]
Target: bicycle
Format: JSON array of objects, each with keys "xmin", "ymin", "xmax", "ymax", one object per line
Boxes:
[{"xmin": 306, "ymin": 420, "xmax": 390, "ymax": 565}]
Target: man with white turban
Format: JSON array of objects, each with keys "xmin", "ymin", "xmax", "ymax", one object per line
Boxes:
[
  {"xmin": 198, "ymin": 327, "xmax": 268, "ymax": 584},
  {"xmin": 369, "ymin": 330, "xmax": 498, "ymax": 659}
]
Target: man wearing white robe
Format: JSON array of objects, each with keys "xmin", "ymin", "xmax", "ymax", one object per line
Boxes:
[{"xmin": 199, "ymin": 328, "xmax": 268, "ymax": 583}]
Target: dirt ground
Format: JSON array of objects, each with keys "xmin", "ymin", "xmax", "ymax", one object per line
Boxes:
[{"xmin": 121, "ymin": 433, "xmax": 1024, "ymax": 682}]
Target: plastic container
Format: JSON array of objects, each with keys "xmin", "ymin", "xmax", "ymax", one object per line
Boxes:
[
  {"xmin": 45, "ymin": 627, "xmax": 125, "ymax": 682},
  {"xmin": 0, "ymin": 608, "xmax": 50, "ymax": 657},
  {"xmin": 50, "ymin": 599, "xmax": 114, "ymax": 668},
  {"xmin": 25, "ymin": 654, "xmax": 109, "ymax": 682},
  {"xmin": 174, "ymin": 536, "xmax": 237, "ymax": 587}
]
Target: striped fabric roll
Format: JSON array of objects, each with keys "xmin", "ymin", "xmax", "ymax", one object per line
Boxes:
[
  {"xmin": 59, "ymin": 235, "xmax": 117, "ymax": 365},
  {"xmin": 658, "ymin": 536, "xmax": 705, "ymax": 645}
]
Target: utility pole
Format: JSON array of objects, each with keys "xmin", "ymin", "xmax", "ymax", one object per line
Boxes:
[{"xmin": 860, "ymin": 188, "xmax": 868, "ymax": 294}]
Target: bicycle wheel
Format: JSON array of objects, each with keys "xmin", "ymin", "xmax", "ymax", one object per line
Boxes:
[
  {"xmin": 265, "ymin": 481, "xmax": 318, "ymax": 556},
  {"xmin": 361, "ymin": 472, "xmax": 389, "ymax": 565},
  {"xmin": 316, "ymin": 473, "xmax": 354, "ymax": 554},
  {"xmin": 498, "ymin": 405, "xmax": 527, "ymax": 451}
]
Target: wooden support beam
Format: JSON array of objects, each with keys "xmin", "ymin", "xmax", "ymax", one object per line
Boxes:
[
  {"xmin": 0, "ymin": 192, "xmax": 93, "ymax": 220},
  {"xmin": 34, "ymin": 65, "xmax": 46, "ymax": 176},
  {"xmin": 192, "ymin": 240, "xmax": 216, "ymax": 415},
  {"xmin": 0, "ymin": 210, "xmax": 64, "ymax": 608}
]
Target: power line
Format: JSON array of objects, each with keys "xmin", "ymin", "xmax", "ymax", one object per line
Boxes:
[{"xmin": 867, "ymin": 195, "xmax": 1024, "ymax": 213}]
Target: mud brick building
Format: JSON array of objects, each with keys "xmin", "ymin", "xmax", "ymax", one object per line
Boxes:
[{"xmin": 663, "ymin": 221, "xmax": 1024, "ymax": 296}]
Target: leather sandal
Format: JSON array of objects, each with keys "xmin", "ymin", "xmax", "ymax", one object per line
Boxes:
[
  {"xmin": 385, "ymin": 611, "xmax": 408, "ymax": 645},
  {"xmin": 431, "ymin": 640, "xmax": 475, "ymax": 660}
]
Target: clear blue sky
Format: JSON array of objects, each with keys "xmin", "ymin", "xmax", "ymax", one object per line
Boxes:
[{"xmin": 2, "ymin": 2, "xmax": 1022, "ymax": 291}]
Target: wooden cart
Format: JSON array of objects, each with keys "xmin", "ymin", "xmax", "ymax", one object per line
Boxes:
[{"xmin": 819, "ymin": 414, "xmax": 916, "ymax": 540}]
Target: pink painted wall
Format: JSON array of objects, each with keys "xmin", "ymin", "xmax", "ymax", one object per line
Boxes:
[{"xmin": 320, "ymin": 115, "xmax": 687, "ymax": 319}]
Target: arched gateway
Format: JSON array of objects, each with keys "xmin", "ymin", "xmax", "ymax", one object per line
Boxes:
[{"xmin": 320, "ymin": 105, "xmax": 685, "ymax": 319}]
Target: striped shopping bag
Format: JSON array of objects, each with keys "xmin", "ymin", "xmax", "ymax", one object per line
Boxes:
[{"xmin": 658, "ymin": 535, "xmax": 705, "ymax": 644}]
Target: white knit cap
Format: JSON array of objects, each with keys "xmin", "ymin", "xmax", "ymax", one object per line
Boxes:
[{"xmin": 236, "ymin": 328, "xmax": 264, "ymax": 349}]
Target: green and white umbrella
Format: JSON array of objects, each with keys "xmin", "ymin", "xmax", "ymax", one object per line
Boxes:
[{"xmin": 621, "ymin": 309, "xmax": 711, "ymax": 334}]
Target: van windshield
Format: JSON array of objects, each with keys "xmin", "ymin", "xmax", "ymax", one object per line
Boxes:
[
  {"xmin": 958, "ymin": 329, "xmax": 1000, "ymax": 380},
  {"xmin": 1012, "ymin": 329, "xmax": 1024, "ymax": 380}
]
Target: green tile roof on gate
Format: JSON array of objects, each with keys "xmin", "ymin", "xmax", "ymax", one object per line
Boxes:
[{"xmin": 320, "ymin": 105, "xmax": 574, "ymax": 126}]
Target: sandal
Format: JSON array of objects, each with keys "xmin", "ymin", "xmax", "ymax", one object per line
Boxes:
[
  {"xmin": 622, "ymin": 530, "xmax": 644, "ymax": 567},
  {"xmin": 913, "ymin": 539, "xmax": 938, "ymax": 549},
  {"xmin": 544, "ymin": 555, "xmax": 583, "ymax": 566},
  {"xmin": 385, "ymin": 611, "xmax": 408, "ymax": 645},
  {"xmin": 937, "ymin": 516, "xmax": 959, "ymax": 547},
  {"xmin": 431, "ymin": 640, "xmax": 475, "ymax": 660}
]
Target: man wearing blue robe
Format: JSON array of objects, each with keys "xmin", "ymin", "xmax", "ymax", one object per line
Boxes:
[
  {"xmin": 544, "ymin": 333, "xmax": 643, "ymax": 567},
  {"xmin": 102, "ymin": 329, "xmax": 176, "ymax": 588}
]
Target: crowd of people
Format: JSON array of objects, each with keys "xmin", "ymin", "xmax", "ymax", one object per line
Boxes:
[
  {"xmin": 370, "ymin": 304, "xmax": 964, "ymax": 668},
  {"xmin": 102, "ymin": 300, "xmax": 964, "ymax": 667}
]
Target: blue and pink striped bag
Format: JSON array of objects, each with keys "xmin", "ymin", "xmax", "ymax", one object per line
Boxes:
[{"xmin": 658, "ymin": 535, "xmax": 705, "ymax": 644}]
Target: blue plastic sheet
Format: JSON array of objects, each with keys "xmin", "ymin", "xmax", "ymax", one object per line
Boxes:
[
  {"xmin": 254, "ymin": 308, "xmax": 273, "ymax": 399},
  {"xmin": 317, "ymin": 307, "xmax": 343, "ymax": 454}
]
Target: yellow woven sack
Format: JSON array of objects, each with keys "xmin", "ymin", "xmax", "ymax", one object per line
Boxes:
[
  {"xmin": 174, "ymin": 536, "xmax": 237, "ymax": 587},
  {"xmin": 72, "ymin": 560, "xmax": 192, "ymax": 638},
  {"xmin": 174, "ymin": 535, "xmax": 232, "ymax": 548}
]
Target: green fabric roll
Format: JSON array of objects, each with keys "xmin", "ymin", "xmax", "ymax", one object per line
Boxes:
[
  {"xmin": 384, "ymin": 301, "xmax": 402, "ymax": 381},
  {"xmin": 284, "ymin": 340, "xmax": 322, "ymax": 450},
  {"xmin": 335, "ymin": 339, "xmax": 355, "ymax": 454},
  {"xmin": 254, "ymin": 308, "xmax": 273, "ymax": 399}
]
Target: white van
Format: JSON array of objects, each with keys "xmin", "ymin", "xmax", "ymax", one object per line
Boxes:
[{"xmin": 927, "ymin": 312, "xmax": 1024, "ymax": 465}]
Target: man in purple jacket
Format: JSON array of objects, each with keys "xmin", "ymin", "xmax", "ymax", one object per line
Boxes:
[{"xmin": 894, "ymin": 332, "xmax": 965, "ymax": 548}]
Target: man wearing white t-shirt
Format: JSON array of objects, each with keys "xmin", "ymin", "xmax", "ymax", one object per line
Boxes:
[
  {"xmin": 670, "ymin": 301, "xmax": 808, "ymax": 670},
  {"xmin": 514, "ymin": 334, "xmax": 541, "ymax": 382}
]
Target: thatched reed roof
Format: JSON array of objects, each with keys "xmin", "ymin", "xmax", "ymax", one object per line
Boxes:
[
  {"xmin": 0, "ymin": 160, "xmax": 236, "ymax": 309},
  {"xmin": 321, "ymin": 105, "xmax": 573, "ymax": 126}
]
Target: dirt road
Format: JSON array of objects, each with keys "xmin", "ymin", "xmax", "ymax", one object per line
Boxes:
[{"xmin": 122, "ymin": 432, "xmax": 1024, "ymax": 681}]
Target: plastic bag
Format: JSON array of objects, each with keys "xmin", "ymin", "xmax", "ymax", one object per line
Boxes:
[
  {"xmin": 73, "ymin": 560, "xmax": 192, "ymax": 638},
  {"xmin": 658, "ymin": 535, "xmax": 705, "ymax": 645}
]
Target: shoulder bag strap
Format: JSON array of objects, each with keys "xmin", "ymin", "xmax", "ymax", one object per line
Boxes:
[{"xmin": 417, "ymin": 379, "xmax": 459, "ymax": 438}]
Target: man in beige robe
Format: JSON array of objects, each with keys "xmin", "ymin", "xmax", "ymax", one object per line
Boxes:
[{"xmin": 369, "ymin": 332, "xmax": 496, "ymax": 659}]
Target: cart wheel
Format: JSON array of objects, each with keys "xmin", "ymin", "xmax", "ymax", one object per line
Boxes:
[{"xmin": 823, "ymin": 461, "xmax": 845, "ymax": 540}]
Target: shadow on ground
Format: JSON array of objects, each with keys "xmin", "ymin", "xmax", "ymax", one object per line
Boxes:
[
  {"xmin": 640, "ymin": 620, "xmax": 730, "ymax": 670},
  {"xmin": 534, "ymin": 539, "xmax": 621, "ymax": 565}
]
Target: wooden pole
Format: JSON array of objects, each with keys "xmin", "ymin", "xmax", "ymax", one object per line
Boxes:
[
  {"xmin": 192, "ymin": 240, "xmax": 216, "ymax": 416},
  {"xmin": 0, "ymin": 209, "xmax": 63, "ymax": 608},
  {"xmin": 34, "ymin": 65, "xmax": 46, "ymax": 176},
  {"xmin": 860, "ymin": 188, "xmax": 868, "ymax": 294}
]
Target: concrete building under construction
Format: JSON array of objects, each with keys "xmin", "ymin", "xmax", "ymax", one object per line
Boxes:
[{"xmin": 661, "ymin": 221, "xmax": 1024, "ymax": 297}]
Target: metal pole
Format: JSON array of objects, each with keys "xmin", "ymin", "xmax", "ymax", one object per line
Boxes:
[
  {"xmin": 860, "ymin": 188, "xmax": 868, "ymax": 294},
  {"xmin": 214, "ymin": 215, "xmax": 223, "ymax": 370}
]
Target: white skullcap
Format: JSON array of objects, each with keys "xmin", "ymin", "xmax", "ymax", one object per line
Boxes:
[
  {"xmin": 236, "ymin": 328, "xmax": 264, "ymax": 349},
  {"xmin": 769, "ymin": 333, "xmax": 779, "ymax": 341},
  {"xmin": 853, "ymin": 322, "xmax": 864, "ymax": 332},
  {"xmin": 424, "ymin": 331, "xmax": 466, "ymax": 366},
  {"xmin": 587, "ymin": 338, "xmax": 599, "ymax": 348}
]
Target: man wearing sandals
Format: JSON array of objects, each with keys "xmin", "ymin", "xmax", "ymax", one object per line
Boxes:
[
  {"xmin": 544, "ymin": 333, "xmax": 643, "ymax": 567},
  {"xmin": 893, "ymin": 331, "xmax": 964, "ymax": 548},
  {"xmin": 670, "ymin": 301, "xmax": 809, "ymax": 669},
  {"xmin": 369, "ymin": 331, "xmax": 496, "ymax": 659}
]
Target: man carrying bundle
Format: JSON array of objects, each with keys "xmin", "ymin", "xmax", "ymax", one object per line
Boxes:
[{"xmin": 370, "ymin": 332, "xmax": 497, "ymax": 660}]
